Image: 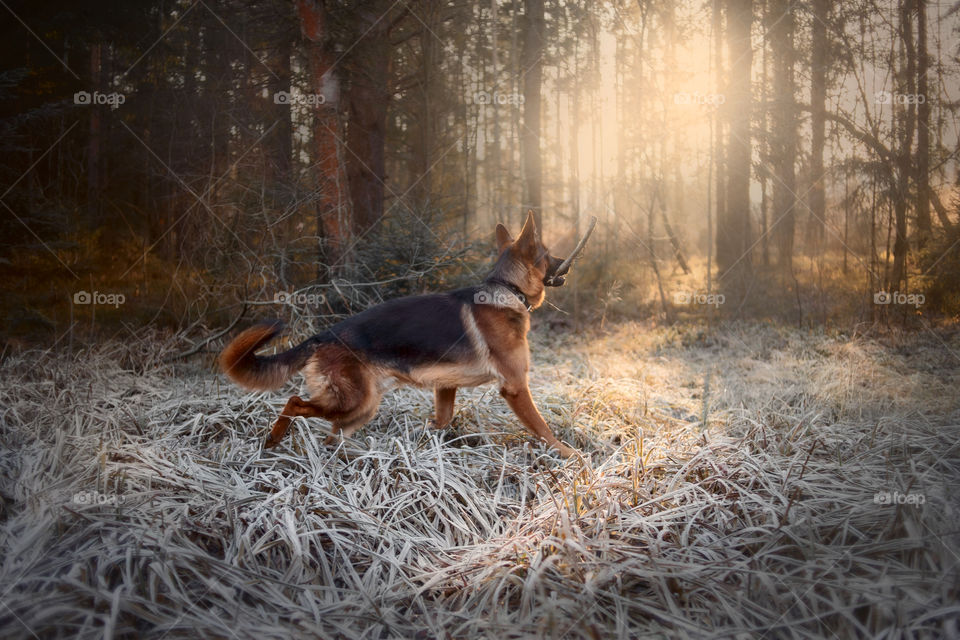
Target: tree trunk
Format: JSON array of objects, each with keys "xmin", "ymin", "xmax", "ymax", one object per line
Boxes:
[
  {"xmin": 87, "ymin": 43, "xmax": 102, "ymax": 220},
  {"xmin": 345, "ymin": 5, "xmax": 389, "ymax": 234},
  {"xmin": 712, "ymin": 0, "xmax": 729, "ymax": 273},
  {"xmin": 722, "ymin": 0, "xmax": 752, "ymax": 276},
  {"xmin": 268, "ymin": 40, "xmax": 293, "ymax": 187},
  {"xmin": 411, "ymin": 0, "xmax": 439, "ymax": 206},
  {"xmin": 770, "ymin": 0, "xmax": 796, "ymax": 273},
  {"xmin": 298, "ymin": 0, "xmax": 350, "ymax": 274},
  {"xmin": 892, "ymin": 0, "xmax": 916, "ymax": 287},
  {"xmin": 916, "ymin": 0, "xmax": 931, "ymax": 248},
  {"xmin": 809, "ymin": 0, "xmax": 828, "ymax": 252},
  {"xmin": 521, "ymin": 0, "xmax": 544, "ymax": 231},
  {"xmin": 759, "ymin": 6, "xmax": 770, "ymax": 268},
  {"xmin": 490, "ymin": 0, "xmax": 501, "ymax": 225},
  {"xmin": 569, "ymin": 26, "xmax": 581, "ymax": 329}
]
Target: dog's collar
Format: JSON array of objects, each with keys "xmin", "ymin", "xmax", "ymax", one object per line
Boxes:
[{"xmin": 485, "ymin": 279, "xmax": 532, "ymax": 312}]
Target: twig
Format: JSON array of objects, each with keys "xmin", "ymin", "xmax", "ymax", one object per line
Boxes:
[
  {"xmin": 162, "ymin": 304, "xmax": 247, "ymax": 363},
  {"xmin": 547, "ymin": 216, "xmax": 598, "ymax": 285}
]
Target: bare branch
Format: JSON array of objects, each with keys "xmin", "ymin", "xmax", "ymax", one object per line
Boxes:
[
  {"xmin": 162, "ymin": 304, "xmax": 247, "ymax": 363},
  {"xmin": 547, "ymin": 216, "xmax": 598, "ymax": 285}
]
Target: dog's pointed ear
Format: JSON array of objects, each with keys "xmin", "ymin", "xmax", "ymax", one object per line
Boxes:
[
  {"xmin": 516, "ymin": 210, "xmax": 538, "ymax": 255},
  {"xmin": 495, "ymin": 223, "xmax": 512, "ymax": 251}
]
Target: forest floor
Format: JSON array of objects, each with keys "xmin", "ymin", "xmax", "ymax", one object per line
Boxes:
[{"xmin": 1, "ymin": 320, "xmax": 959, "ymax": 638}]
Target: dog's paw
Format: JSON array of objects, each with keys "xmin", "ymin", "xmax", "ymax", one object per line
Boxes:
[
  {"xmin": 323, "ymin": 434, "xmax": 340, "ymax": 447},
  {"xmin": 263, "ymin": 434, "xmax": 280, "ymax": 449},
  {"xmin": 556, "ymin": 443, "xmax": 579, "ymax": 458}
]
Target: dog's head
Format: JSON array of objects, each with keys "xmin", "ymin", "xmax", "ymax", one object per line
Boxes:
[{"xmin": 492, "ymin": 211, "xmax": 566, "ymax": 310}]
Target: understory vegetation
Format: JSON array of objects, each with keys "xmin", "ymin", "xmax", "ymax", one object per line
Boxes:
[{"xmin": 1, "ymin": 321, "xmax": 957, "ymax": 638}]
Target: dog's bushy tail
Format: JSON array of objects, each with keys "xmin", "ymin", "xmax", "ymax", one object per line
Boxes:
[{"xmin": 219, "ymin": 321, "xmax": 317, "ymax": 391}]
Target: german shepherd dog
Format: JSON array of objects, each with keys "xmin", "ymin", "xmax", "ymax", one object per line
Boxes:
[{"xmin": 220, "ymin": 211, "xmax": 576, "ymax": 457}]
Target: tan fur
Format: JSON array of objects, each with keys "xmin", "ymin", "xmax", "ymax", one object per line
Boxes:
[{"xmin": 219, "ymin": 323, "xmax": 289, "ymax": 390}]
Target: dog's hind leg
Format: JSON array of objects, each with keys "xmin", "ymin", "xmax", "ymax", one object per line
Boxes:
[
  {"xmin": 431, "ymin": 386, "xmax": 458, "ymax": 429},
  {"xmin": 265, "ymin": 396, "xmax": 326, "ymax": 448},
  {"xmin": 268, "ymin": 390, "xmax": 379, "ymax": 448},
  {"xmin": 265, "ymin": 347, "xmax": 383, "ymax": 449},
  {"xmin": 324, "ymin": 397, "xmax": 381, "ymax": 445}
]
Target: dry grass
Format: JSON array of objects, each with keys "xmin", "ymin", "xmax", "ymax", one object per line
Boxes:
[{"xmin": 1, "ymin": 321, "xmax": 959, "ymax": 638}]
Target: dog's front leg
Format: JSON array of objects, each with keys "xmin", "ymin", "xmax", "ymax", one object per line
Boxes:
[
  {"xmin": 431, "ymin": 386, "xmax": 458, "ymax": 429},
  {"xmin": 499, "ymin": 382, "xmax": 576, "ymax": 457}
]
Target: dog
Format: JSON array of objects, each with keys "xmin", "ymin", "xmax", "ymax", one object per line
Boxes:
[{"xmin": 219, "ymin": 211, "xmax": 577, "ymax": 457}]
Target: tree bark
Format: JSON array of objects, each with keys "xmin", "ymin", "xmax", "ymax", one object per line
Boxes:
[
  {"xmin": 298, "ymin": 0, "xmax": 351, "ymax": 274},
  {"xmin": 770, "ymin": 0, "xmax": 796, "ymax": 273},
  {"xmin": 268, "ymin": 40, "xmax": 293, "ymax": 186},
  {"xmin": 87, "ymin": 43, "xmax": 102, "ymax": 220},
  {"xmin": 916, "ymin": 0, "xmax": 931, "ymax": 248},
  {"xmin": 891, "ymin": 0, "xmax": 916, "ymax": 287},
  {"xmin": 722, "ymin": 0, "xmax": 752, "ymax": 276},
  {"xmin": 809, "ymin": 0, "xmax": 828, "ymax": 252},
  {"xmin": 410, "ymin": 0, "xmax": 439, "ymax": 206},
  {"xmin": 345, "ymin": 5, "xmax": 389, "ymax": 234},
  {"xmin": 521, "ymin": 0, "xmax": 544, "ymax": 231},
  {"xmin": 712, "ymin": 0, "xmax": 729, "ymax": 273}
]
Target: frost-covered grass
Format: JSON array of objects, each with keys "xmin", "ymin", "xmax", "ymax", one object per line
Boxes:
[{"xmin": 1, "ymin": 321, "xmax": 958, "ymax": 638}]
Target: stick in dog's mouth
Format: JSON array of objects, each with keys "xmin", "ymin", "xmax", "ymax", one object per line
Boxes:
[{"xmin": 545, "ymin": 216, "xmax": 598, "ymax": 286}]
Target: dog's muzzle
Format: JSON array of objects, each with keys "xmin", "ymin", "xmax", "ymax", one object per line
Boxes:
[{"xmin": 543, "ymin": 258, "xmax": 566, "ymax": 286}]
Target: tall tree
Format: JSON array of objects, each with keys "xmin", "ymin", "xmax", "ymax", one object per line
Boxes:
[
  {"xmin": 769, "ymin": 0, "xmax": 797, "ymax": 272},
  {"xmin": 915, "ymin": 0, "xmax": 931, "ymax": 248},
  {"xmin": 267, "ymin": 27, "xmax": 294, "ymax": 189},
  {"xmin": 86, "ymin": 42, "xmax": 102, "ymax": 219},
  {"xmin": 891, "ymin": 0, "xmax": 916, "ymax": 286},
  {"xmin": 808, "ymin": 0, "xmax": 828, "ymax": 251},
  {"xmin": 521, "ymin": 0, "xmax": 545, "ymax": 231},
  {"xmin": 720, "ymin": 0, "xmax": 753, "ymax": 276},
  {"xmin": 298, "ymin": 0, "xmax": 351, "ymax": 273},
  {"xmin": 712, "ymin": 0, "xmax": 729, "ymax": 273},
  {"xmin": 344, "ymin": 3, "xmax": 391, "ymax": 234},
  {"xmin": 409, "ymin": 0, "xmax": 441, "ymax": 206}
]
